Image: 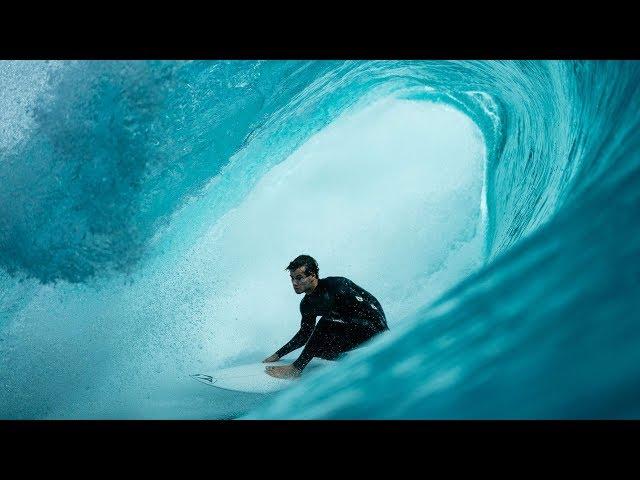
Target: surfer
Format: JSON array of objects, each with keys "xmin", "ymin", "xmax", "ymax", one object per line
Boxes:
[{"xmin": 264, "ymin": 255, "xmax": 389, "ymax": 379}]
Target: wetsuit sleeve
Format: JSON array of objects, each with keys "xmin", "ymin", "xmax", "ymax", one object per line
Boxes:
[{"xmin": 275, "ymin": 313, "xmax": 316, "ymax": 358}]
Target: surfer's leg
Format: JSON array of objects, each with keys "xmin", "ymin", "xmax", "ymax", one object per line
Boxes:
[{"xmin": 292, "ymin": 317, "xmax": 376, "ymax": 371}]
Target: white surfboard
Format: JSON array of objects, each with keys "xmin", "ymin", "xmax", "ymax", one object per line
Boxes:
[{"xmin": 190, "ymin": 357, "xmax": 336, "ymax": 394}]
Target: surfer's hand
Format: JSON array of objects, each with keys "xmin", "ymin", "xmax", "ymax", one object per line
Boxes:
[
  {"xmin": 263, "ymin": 354, "xmax": 280, "ymax": 363},
  {"xmin": 265, "ymin": 364, "xmax": 301, "ymax": 379}
]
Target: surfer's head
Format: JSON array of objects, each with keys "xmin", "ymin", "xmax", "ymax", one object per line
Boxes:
[{"xmin": 286, "ymin": 255, "xmax": 319, "ymax": 294}]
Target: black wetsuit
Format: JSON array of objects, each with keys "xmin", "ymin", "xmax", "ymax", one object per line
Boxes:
[{"xmin": 275, "ymin": 276, "xmax": 389, "ymax": 371}]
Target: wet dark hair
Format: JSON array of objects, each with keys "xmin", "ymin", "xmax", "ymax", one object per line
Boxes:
[{"xmin": 285, "ymin": 254, "xmax": 319, "ymax": 278}]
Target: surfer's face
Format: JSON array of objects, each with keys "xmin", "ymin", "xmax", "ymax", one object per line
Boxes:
[{"xmin": 290, "ymin": 266, "xmax": 316, "ymax": 294}]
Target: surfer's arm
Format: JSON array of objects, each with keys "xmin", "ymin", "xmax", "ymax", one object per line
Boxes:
[{"xmin": 274, "ymin": 314, "xmax": 316, "ymax": 358}]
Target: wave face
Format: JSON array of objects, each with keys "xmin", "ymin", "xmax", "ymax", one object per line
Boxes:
[{"xmin": 1, "ymin": 60, "xmax": 639, "ymax": 419}]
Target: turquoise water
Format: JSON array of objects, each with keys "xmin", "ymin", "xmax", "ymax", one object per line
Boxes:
[{"xmin": 1, "ymin": 60, "xmax": 639, "ymax": 419}]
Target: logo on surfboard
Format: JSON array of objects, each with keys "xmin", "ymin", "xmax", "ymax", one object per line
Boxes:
[{"xmin": 191, "ymin": 374, "xmax": 215, "ymax": 384}]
